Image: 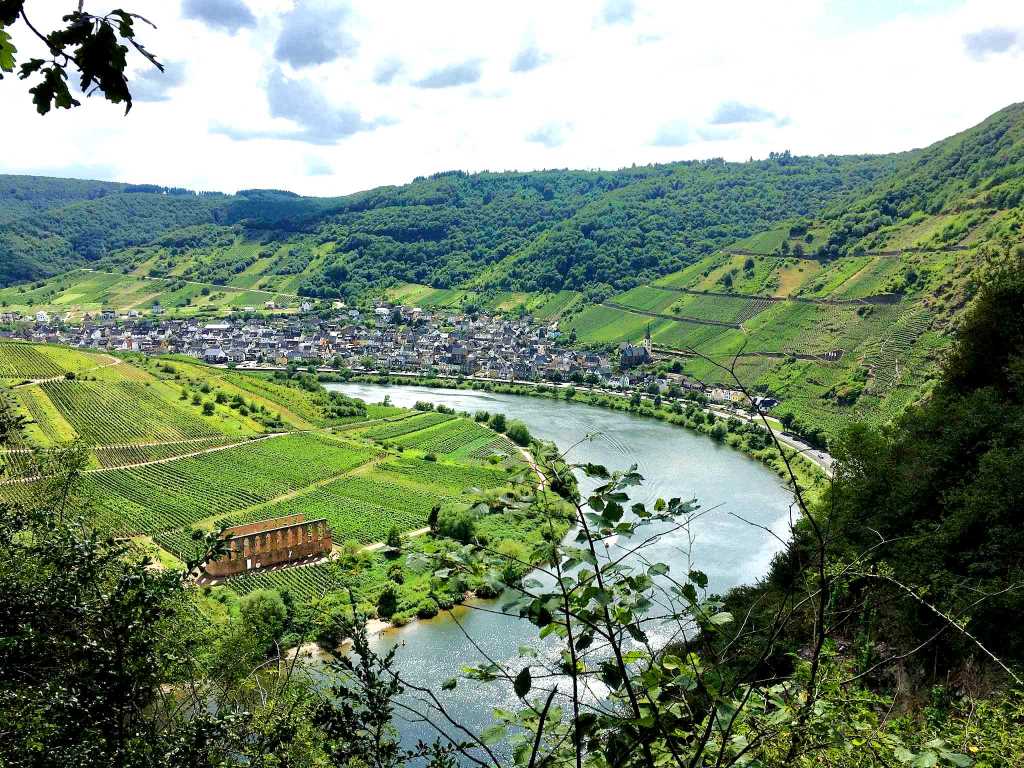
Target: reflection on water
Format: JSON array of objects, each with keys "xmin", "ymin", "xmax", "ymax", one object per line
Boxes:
[{"xmin": 326, "ymin": 382, "xmax": 794, "ymax": 753}]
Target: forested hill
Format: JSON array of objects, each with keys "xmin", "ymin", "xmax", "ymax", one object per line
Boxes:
[
  {"xmin": 2, "ymin": 102, "xmax": 1021, "ymax": 301},
  {"xmin": 0, "ymin": 176, "xmax": 129, "ymax": 224},
  {"xmin": 812, "ymin": 100, "xmax": 1024, "ymax": 258},
  {"xmin": 0, "ymin": 153, "xmax": 901, "ymax": 294}
]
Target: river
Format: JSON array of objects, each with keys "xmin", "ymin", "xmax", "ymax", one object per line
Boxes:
[{"xmin": 326, "ymin": 382, "xmax": 795, "ymax": 754}]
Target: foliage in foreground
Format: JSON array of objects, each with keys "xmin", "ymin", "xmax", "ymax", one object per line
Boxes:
[{"xmin": 3, "ymin": 261, "xmax": 1024, "ymax": 766}]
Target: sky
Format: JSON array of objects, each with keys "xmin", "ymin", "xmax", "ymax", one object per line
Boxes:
[{"xmin": 2, "ymin": 0, "xmax": 1023, "ymax": 197}]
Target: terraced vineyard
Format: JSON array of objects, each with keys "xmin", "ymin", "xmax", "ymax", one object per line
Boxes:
[
  {"xmin": 736, "ymin": 297, "xmax": 776, "ymax": 324},
  {"xmin": 222, "ymin": 373, "xmax": 340, "ymax": 428},
  {"xmin": 358, "ymin": 410, "xmax": 522, "ymax": 466},
  {"xmin": 142, "ymin": 423, "xmax": 519, "ymax": 567},
  {"xmin": 667, "ymin": 293, "xmax": 765, "ymax": 325},
  {"xmin": 229, "ymin": 562, "xmax": 341, "ymax": 603},
  {"xmin": 379, "ymin": 456, "xmax": 511, "ymax": 493},
  {"xmin": 650, "ymin": 320, "xmax": 733, "ymax": 352},
  {"xmin": 0, "ymin": 342, "xmax": 69, "ymax": 380},
  {"xmin": 155, "ymin": 475, "xmax": 435, "ymax": 559},
  {"xmin": 615, "ymin": 286, "xmax": 679, "ymax": 313},
  {"xmin": 593, "ymin": 245, "xmax": 958, "ymax": 439},
  {"xmin": 0, "ymin": 341, "xmax": 110, "ymax": 382},
  {"xmin": 83, "ymin": 434, "xmax": 378, "ymax": 536},
  {"xmin": 361, "ymin": 411, "xmax": 454, "ymax": 440},
  {"xmin": 93, "ymin": 435, "xmax": 243, "ymax": 469},
  {"xmin": 568, "ymin": 304, "xmax": 665, "ymax": 344},
  {"xmin": 0, "ymin": 449, "xmax": 37, "ymax": 481},
  {"xmin": 0, "ymin": 342, "xmax": 540, "ymax": 617},
  {"xmin": 391, "ymin": 417, "xmax": 495, "ymax": 455},
  {"xmin": 41, "ymin": 379, "xmax": 220, "ymax": 444},
  {"xmin": 0, "ymin": 268, "xmax": 299, "ymax": 321},
  {"xmin": 863, "ymin": 308, "xmax": 934, "ymax": 394}
]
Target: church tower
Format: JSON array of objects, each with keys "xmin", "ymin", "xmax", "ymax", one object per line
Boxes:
[{"xmin": 643, "ymin": 323, "xmax": 652, "ymax": 357}]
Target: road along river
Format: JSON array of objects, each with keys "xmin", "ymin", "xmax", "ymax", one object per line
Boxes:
[{"xmin": 326, "ymin": 382, "xmax": 798, "ymax": 753}]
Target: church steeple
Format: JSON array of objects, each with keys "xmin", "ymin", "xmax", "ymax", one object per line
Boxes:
[{"xmin": 643, "ymin": 323, "xmax": 652, "ymax": 356}]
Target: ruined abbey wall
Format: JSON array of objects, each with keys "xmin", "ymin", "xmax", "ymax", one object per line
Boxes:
[{"xmin": 204, "ymin": 514, "xmax": 332, "ymax": 578}]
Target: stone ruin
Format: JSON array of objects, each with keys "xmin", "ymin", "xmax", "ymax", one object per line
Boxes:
[{"xmin": 203, "ymin": 513, "xmax": 332, "ymax": 578}]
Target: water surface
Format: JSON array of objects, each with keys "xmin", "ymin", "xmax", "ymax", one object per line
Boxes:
[{"xmin": 326, "ymin": 382, "xmax": 794, "ymax": 752}]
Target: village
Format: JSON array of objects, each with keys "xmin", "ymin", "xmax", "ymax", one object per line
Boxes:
[{"xmin": 0, "ymin": 301, "xmax": 761, "ymax": 406}]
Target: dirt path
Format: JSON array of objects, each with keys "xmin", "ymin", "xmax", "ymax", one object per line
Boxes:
[
  {"xmin": 654, "ymin": 284, "xmax": 898, "ymax": 307},
  {"xmin": 186, "ymin": 452, "xmax": 383, "ymax": 532},
  {"xmin": 360, "ymin": 527, "xmax": 431, "ymax": 553},
  {"xmin": 92, "ymin": 434, "xmax": 237, "ymax": 452},
  {"xmin": 0, "ymin": 432, "xmax": 287, "ymax": 485},
  {"xmin": 517, "ymin": 444, "xmax": 546, "ymax": 491}
]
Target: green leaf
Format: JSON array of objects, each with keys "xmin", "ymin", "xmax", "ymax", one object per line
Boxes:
[
  {"xmin": 709, "ymin": 611, "xmax": 734, "ymax": 626},
  {"xmin": 0, "ymin": 3, "xmax": 25, "ymax": 27},
  {"xmin": 479, "ymin": 724, "xmax": 507, "ymax": 746},
  {"xmin": 689, "ymin": 569, "xmax": 709, "ymax": 588},
  {"xmin": 441, "ymin": 677, "xmax": 457, "ymax": 691},
  {"xmin": 894, "ymin": 747, "xmax": 916, "ymax": 763},
  {"xmin": 940, "ymin": 753, "xmax": 972, "ymax": 768},
  {"xmin": 0, "ymin": 27, "xmax": 15, "ymax": 75},
  {"xmin": 575, "ymin": 712, "xmax": 599, "ymax": 737},
  {"xmin": 514, "ymin": 666, "xmax": 532, "ymax": 698},
  {"xmin": 600, "ymin": 660, "xmax": 623, "ymax": 689}
]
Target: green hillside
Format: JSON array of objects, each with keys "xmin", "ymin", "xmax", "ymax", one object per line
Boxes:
[
  {"xmin": 0, "ymin": 175, "xmax": 129, "ymax": 223},
  {"xmin": 3, "ymin": 104, "xmax": 1023, "ymax": 445},
  {"xmin": 0, "ymin": 342, "xmax": 534, "ymax": 613},
  {"xmin": 551, "ymin": 104, "xmax": 1024, "ymax": 441},
  {"xmin": 0, "ymin": 154, "xmax": 899, "ymax": 294}
]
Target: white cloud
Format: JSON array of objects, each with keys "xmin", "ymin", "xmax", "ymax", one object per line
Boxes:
[
  {"xmin": 413, "ymin": 59, "xmax": 483, "ymax": 89},
  {"xmin": 510, "ymin": 43, "xmax": 551, "ymax": 73},
  {"xmin": 181, "ymin": 0, "xmax": 256, "ymax": 34},
  {"xmin": 526, "ymin": 123, "xmax": 570, "ymax": 147},
  {"xmin": 651, "ymin": 121, "xmax": 691, "ymax": 147},
  {"xmin": 274, "ymin": 0, "xmax": 359, "ymax": 68},
  {"xmin": 211, "ymin": 67, "xmax": 391, "ymax": 144},
  {"xmin": 963, "ymin": 26, "xmax": 1023, "ymax": 59},
  {"xmin": 601, "ymin": 0, "xmax": 635, "ymax": 26},
  {"xmin": 1, "ymin": 0, "xmax": 1022, "ymax": 197},
  {"xmin": 131, "ymin": 61, "xmax": 187, "ymax": 102},
  {"xmin": 373, "ymin": 58, "xmax": 403, "ymax": 85},
  {"xmin": 709, "ymin": 101, "xmax": 777, "ymax": 125}
]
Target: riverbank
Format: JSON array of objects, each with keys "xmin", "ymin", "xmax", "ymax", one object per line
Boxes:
[
  {"xmin": 344, "ymin": 372, "xmax": 830, "ymax": 495},
  {"xmin": 220, "ymin": 364, "xmax": 830, "ymax": 476}
]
